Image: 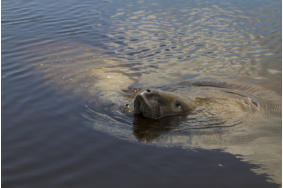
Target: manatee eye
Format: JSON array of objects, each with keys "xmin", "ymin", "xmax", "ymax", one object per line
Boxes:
[{"xmin": 175, "ymin": 101, "xmax": 182, "ymax": 110}]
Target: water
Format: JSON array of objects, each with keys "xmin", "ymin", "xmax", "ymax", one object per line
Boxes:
[{"xmin": 2, "ymin": 0, "xmax": 281, "ymax": 187}]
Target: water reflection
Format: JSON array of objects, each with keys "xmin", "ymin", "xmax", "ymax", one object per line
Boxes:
[
  {"xmin": 3, "ymin": 0, "xmax": 281, "ymax": 186},
  {"xmin": 132, "ymin": 108, "xmax": 281, "ymax": 184},
  {"xmin": 133, "ymin": 115, "xmax": 186, "ymax": 142}
]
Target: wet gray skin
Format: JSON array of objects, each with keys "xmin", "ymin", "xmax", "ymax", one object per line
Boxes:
[{"xmin": 134, "ymin": 89, "xmax": 197, "ymax": 119}]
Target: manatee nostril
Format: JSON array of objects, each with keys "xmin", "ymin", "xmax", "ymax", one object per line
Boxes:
[{"xmin": 146, "ymin": 89, "xmax": 151, "ymax": 92}]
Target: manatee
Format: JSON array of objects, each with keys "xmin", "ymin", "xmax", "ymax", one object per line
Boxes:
[
  {"xmin": 33, "ymin": 41, "xmax": 280, "ymax": 123},
  {"xmin": 32, "ymin": 41, "xmax": 282, "ymax": 185}
]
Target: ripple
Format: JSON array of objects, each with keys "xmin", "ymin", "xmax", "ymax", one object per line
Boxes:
[{"xmin": 2, "ymin": 0, "xmax": 281, "ymax": 186}]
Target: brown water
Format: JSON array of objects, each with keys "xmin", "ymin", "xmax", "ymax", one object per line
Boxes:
[{"xmin": 2, "ymin": 0, "xmax": 282, "ymax": 187}]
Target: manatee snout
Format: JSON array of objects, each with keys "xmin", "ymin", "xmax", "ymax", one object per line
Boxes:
[{"xmin": 134, "ymin": 89, "xmax": 160, "ymax": 119}]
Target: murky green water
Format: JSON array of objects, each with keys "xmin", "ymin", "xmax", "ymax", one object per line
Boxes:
[{"xmin": 2, "ymin": 0, "xmax": 281, "ymax": 187}]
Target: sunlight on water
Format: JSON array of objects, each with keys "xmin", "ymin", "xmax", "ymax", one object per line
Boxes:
[{"xmin": 2, "ymin": 0, "xmax": 281, "ymax": 187}]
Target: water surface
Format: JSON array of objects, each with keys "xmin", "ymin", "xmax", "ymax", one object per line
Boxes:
[{"xmin": 2, "ymin": 0, "xmax": 281, "ymax": 187}]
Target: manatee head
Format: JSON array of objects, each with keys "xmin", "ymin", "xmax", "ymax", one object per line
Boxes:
[{"xmin": 134, "ymin": 89, "xmax": 196, "ymax": 119}]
